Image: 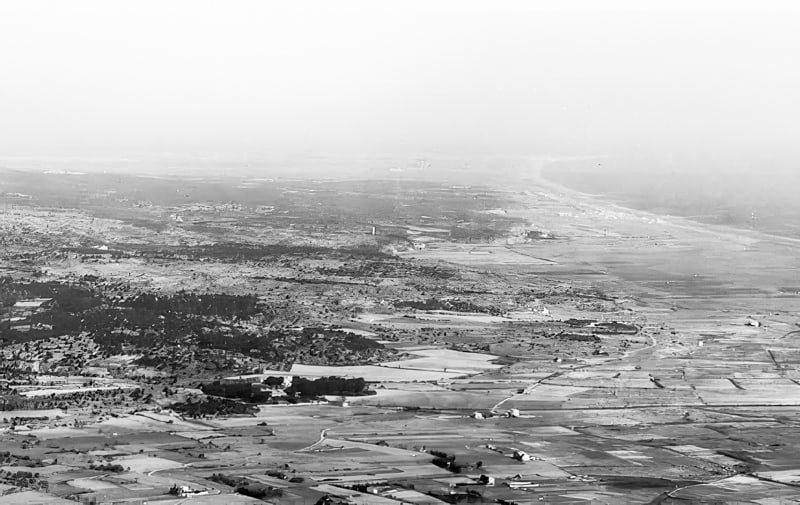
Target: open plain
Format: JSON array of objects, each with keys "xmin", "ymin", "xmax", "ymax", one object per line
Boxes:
[{"xmin": 1, "ymin": 165, "xmax": 799, "ymax": 504}]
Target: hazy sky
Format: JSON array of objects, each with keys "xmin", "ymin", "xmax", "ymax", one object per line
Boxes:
[{"xmin": 1, "ymin": 0, "xmax": 798, "ymax": 161}]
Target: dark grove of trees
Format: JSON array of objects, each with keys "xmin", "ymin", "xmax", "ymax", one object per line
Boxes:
[
  {"xmin": 118, "ymin": 292, "xmax": 259, "ymax": 319},
  {"xmin": 286, "ymin": 376, "xmax": 372, "ymax": 397},
  {"xmin": 200, "ymin": 381, "xmax": 273, "ymax": 402},
  {"xmin": 209, "ymin": 473, "xmax": 283, "ymax": 500},
  {"xmin": 395, "ymin": 297, "xmax": 502, "ymax": 316},
  {"xmin": 163, "ymin": 243, "xmax": 389, "ymax": 263},
  {"xmin": 171, "ymin": 397, "xmax": 258, "ymax": 418},
  {"xmin": 90, "ymin": 462, "xmax": 125, "ymax": 473},
  {"xmin": 428, "ymin": 449, "xmax": 483, "ymax": 474},
  {"xmin": 0, "ymin": 278, "xmax": 101, "ymax": 312}
]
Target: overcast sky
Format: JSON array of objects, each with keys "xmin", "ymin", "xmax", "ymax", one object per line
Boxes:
[{"xmin": 1, "ymin": 0, "xmax": 798, "ymax": 162}]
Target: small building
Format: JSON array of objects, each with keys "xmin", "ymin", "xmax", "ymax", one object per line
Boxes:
[
  {"xmin": 513, "ymin": 450, "xmax": 531, "ymax": 462},
  {"xmin": 745, "ymin": 317, "xmax": 761, "ymax": 327},
  {"xmin": 169, "ymin": 484, "xmax": 210, "ymax": 498},
  {"xmin": 478, "ymin": 474, "xmax": 495, "ymax": 486},
  {"xmin": 507, "ymin": 481, "xmax": 540, "ymax": 489},
  {"xmin": 13, "ymin": 298, "xmax": 54, "ymax": 310}
]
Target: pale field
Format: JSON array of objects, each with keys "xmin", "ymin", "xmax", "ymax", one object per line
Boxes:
[
  {"xmin": 110, "ymin": 454, "xmax": 185, "ymax": 473},
  {"xmin": 230, "ymin": 364, "xmax": 465, "ymax": 382},
  {"xmin": 755, "ymin": 469, "xmax": 800, "ymax": 484},
  {"xmin": 352, "ymin": 311, "xmax": 509, "ymax": 331},
  {"xmin": 0, "ymin": 491, "xmax": 74, "ymax": 504},
  {"xmin": 8, "ymin": 464, "xmax": 73, "ymax": 477},
  {"xmin": 405, "ymin": 311, "xmax": 513, "ymax": 324},
  {"xmin": 380, "ymin": 348, "xmax": 503, "ymax": 373},
  {"xmin": 401, "ymin": 243, "xmax": 555, "ymax": 265},
  {"xmin": 19, "ymin": 384, "xmax": 139, "ymax": 397},
  {"xmin": 154, "ymin": 495, "xmax": 262, "ymax": 504},
  {"xmin": 67, "ymin": 478, "xmax": 119, "ymax": 491},
  {"xmin": 669, "ymin": 474, "xmax": 800, "ymax": 502},
  {"xmin": 0, "ymin": 408, "xmax": 65, "ymax": 419},
  {"xmin": 346, "ymin": 389, "xmax": 507, "ymax": 410},
  {"xmin": 312, "ymin": 484, "xmax": 402, "ymax": 504},
  {"xmin": 28, "ymin": 426, "xmax": 94, "ymax": 439},
  {"xmin": 480, "ymin": 460, "xmax": 571, "ymax": 479},
  {"xmin": 404, "ymin": 225, "xmax": 450, "ymax": 234},
  {"xmin": 94, "ymin": 412, "xmax": 211, "ymax": 433}
]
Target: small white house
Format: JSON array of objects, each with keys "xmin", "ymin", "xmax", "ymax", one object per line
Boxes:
[{"xmin": 513, "ymin": 450, "xmax": 531, "ymax": 462}]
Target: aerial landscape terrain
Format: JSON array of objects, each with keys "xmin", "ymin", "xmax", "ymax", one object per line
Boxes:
[
  {"xmin": 2, "ymin": 0, "xmax": 799, "ymax": 502},
  {"xmin": 2, "ymin": 159, "xmax": 799, "ymax": 504}
]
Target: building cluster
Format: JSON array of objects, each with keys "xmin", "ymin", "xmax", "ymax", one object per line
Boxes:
[
  {"xmin": 2, "ymin": 298, "xmax": 54, "ymax": 333},
  {"xmin": 168, "ymin": 484, "xmax": 211, "ymax": 498}
]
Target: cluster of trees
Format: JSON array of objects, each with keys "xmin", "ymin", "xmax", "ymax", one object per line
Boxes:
[
  {"xmin": 199, "ymin": 375, "xmax": 374, "ymax": 403},
  {"xmin": 317, "ymin": 260, "xmax": 455, "ymax": 280},
  {"xmin": 200, "ymin": 381, "xmax": 273, "ymax": 403},
  {"xmin": 315, "ymin": 495, "xmax": 350, "ymax": 505},
  {"xmin": 1, "ymin": 387, "xmax": 140, "ymax": 412},
  {"xmin": 0, "ymin": 451, "xmax": 45, "ymax": 467},
  {"xmin": 0, "ymin": 366, "xmax": 38, "ymax": 380},
  {"xmin": 63, "ymin": 246, "xmax": 125, "ymax": 258},
  {"xmin": 561, "ymin": 333, "xmax": 601, "ymax": 343},
  {"xmin": 261, "ymin": 376, "xmax": 285, "ymax": 387},
  {"xmin": 0, "ymin": 469, "xmax": 46, "ymax": 491},
  {"xmin": 0, "ymin": 278, "xmax": 100, "ymax": 311},
  {"xmin": 2, "ymin": 275, "xmax": 390, "ymax": 374},
  {"xmin": 593, "ymin": 321, "xmax": 639, "ymax": 334},
  {"xmin": 562, "ymin": 319, "xmax": 638, "ymax": 335},
  {"xmin": 209, "ymin": 473, "xmax": 283, "ymax": 500},
  {"xmin": 197, "ymin": 327, "xmax": 384, "ymax": 356},
  {"xmin": 171, "ymin": 397, "xmax": 258, "ymax": 418},
  {"xmin": 90, "ymin": 462, "xmax": 125, "ymax": 473},
  {"xmin": 265, "ymin": 469, "xmax": 302, "ymax": 482},
  {"xmin": 448, "ymin": 225, "xmax": 508, "ymax": 243},
  {"xmin": 526, "ymin": 230, "xmax": 556, "ymax": 240},
  {"xmin": 396, "ymin": 298, "xmax": 503, "ymax": 316},
  {"xmin": 0, "ymin": 285, "xmax": 264, "ymax": 351},
  {"xmin": 91, "ymin": 317, "xmax": 385, "ymax": 367},
  {"xmin": 162, "ymin": 243, "xmax": 388, "ymax": 263},
  {"xmin": 428, "ymin": 449, "xmax": 482, "ymax": 474},
  {"xmin": 0, "ymin": 308, "xmax": 82, "ymax": 343},
  {"xmin": 0, "ymin": 279, "xmax": 100, "ymax": 344},
  {"xmin": 1, "ymin": 415, "xmax": 47, "ymax": 424},
  {"xmin": 119, "ymin": 292, "xmax": 259, "ymax": 319},
  {"xmin": 286, "ymin": 376, "xmax": 371, "ymax": 397}
]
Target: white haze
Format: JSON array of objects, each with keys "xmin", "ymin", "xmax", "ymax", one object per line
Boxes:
[{"xmin": 0, "ymin": 0, "xmax": 799, "ymax": 169}]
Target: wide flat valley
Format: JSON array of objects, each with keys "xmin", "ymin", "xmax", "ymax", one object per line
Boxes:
[{"xmin": 1, "ymin": 166, "xmax": 799, "ymax": 503}]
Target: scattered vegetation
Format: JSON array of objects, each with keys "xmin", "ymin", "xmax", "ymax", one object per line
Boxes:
[
  {"xmin": 171, "ymin": 397, "xmax": 258, "ymax": 417},
  {"xmin": 395, "ymin": 297, "xmax": 503, "ymax": 315},
  {"xmin": 209, "ymin": 473, "xmax": 283, "ymax": 499}
]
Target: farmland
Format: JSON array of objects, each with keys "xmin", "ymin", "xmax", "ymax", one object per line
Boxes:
[{"xmin": 1, "ymin": 165, "xmax": 799, "ymax": 503}]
